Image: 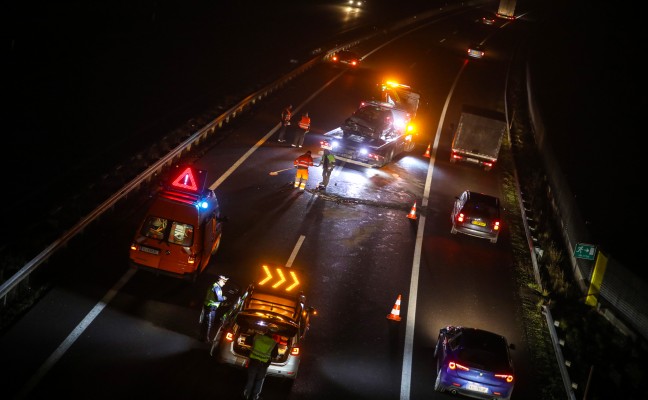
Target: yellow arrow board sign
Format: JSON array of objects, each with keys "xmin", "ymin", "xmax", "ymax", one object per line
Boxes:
[{"xmin": 259, "ymin": 265, "xmax": 300, "ymax": 292}]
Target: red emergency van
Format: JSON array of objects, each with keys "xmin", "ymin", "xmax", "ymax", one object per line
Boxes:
[{"xmin": 129, "ymin": 165, "xmax": 226, "ymax": 281}]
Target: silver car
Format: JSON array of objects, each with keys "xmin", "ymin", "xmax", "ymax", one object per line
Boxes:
[
  {"xmin": 451, "ymin": 190, "xmax": 501, "ymax": 243},
  {"xmin": 211, "ymin": 281, "xmax": 317, "ymax": 380}
]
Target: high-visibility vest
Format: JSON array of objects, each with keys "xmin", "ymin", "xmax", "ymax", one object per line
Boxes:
[
  {"xmin": 204, "ymin": 284, "xmax": 224, "ymax": 307},
  {"xmin": 250, "ymin": 334, "xmax": 277, "ymax": 363},
  {"xmin": 282, "ymin": 108, "xmax": 291, "ymax": 123},
  {"xmin": 294, "ymin": 154, "xmax": 314, "ymax": 169},
  {"xmin": 298, "ymin": 115, "xmax": 311, "ymax": 130}
]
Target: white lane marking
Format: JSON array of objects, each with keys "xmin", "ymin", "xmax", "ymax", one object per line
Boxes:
[
  {"xmin": 285, "ymin": 235, "xmax": 306, "ymax": 268},
  {"xmin": 18, "ymin": 268, "xmax": 137, "ymax": 398},
  {"xmin": 399, "ymin": 60, "xmax": 467, "ymax": 400}
]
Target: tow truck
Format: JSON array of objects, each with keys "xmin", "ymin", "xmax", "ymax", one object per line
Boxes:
[
  {"xmin": 320, "ymin": 80, "xmax": 420, "ymax": 168},
  {"xmin": 129, "ymin": 165, "xmax": 226, "ymax": 281}
]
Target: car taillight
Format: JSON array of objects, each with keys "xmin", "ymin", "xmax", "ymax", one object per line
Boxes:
[
  {"xmin": 290, "ymin": 346, "xmax": 300, "ymax": 356},
  {"xmin": 351, "ymin": 60, "xmax": 357, "ymax": 66},
  {"xmin": 224, "ymin": 331, "xmax": 235, "ymax": 342},
  {"xmin": 495, "ymin": 373, "xmax": 514, "ymax": 383},
  {"xmin": 130, "ymin": 243, "xmax": 139, "ymax": 251},
  {"xmin": 448, "ymin": 361, "xmax": 469, "ymax": 371},
  {"xmin": 457, "ymin": 213, "xmax": 465, "ymax": 223},
  {"xmin": 493, "ymin": 221, "xmax": 500, "ymax": 231}
]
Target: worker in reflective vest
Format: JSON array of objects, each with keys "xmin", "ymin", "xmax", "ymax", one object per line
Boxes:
[
  {"xmin": 293, "ymin": 150, "xmax": 314, "ymax": 191},
  {"xmin": 277, "ymin": 104, "xmax": 292, "ymax": 143},
  {"xmin": 243, "ymin": 327, "xmax": 279, "ymax": 400},
  {"xmin": 292, "ymin": 112, "xmax": 311, "ymax": 148},
  {"xmin": 318, "ymin": 149, "xmax": 336, "ymax": 190}
]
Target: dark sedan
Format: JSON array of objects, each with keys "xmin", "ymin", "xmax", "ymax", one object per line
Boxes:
[{"xmin": 331, "ymin": 50, "xmax": 361, "ymax": 68}]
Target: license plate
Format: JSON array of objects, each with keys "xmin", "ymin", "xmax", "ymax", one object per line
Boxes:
[
  {"xmin": 466, "ymin": 157, "xmax": 479, "ymax": 164},
  {"xmin": 472, "ymin": 220, "xmax": 486, "ymax": 227},
  {"xmin": 140, "ymin": 246, "xmax": 160, "ymax": 255},
  {"xmin": 466, "ymin": 383, "xmax": 488, "ymax": 393}
]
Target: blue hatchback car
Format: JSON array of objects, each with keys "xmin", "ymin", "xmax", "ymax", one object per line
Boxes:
[{"xmin": 434, "ymin": 326, "xmax": 515, "ymax": 400}]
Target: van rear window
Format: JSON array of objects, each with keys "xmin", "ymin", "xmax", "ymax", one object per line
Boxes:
[{"xmin": 140, "ymin": 215, "xmax": 193, "ymax": 246}]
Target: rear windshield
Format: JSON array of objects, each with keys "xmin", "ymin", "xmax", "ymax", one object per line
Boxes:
[
  {"xmin": 465, "ymin": 202, "xmax": 499, "ymax": 219},
  {"xmin": 140, "ymin": 215, "xmax": 194, "ymax": 246}
]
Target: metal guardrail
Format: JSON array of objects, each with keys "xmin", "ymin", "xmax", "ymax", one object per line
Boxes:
[
  {"xmin": 0, "ymin": 42, "xmax": 361, "ymax": 306},
  {"xmin": 0, "ymin": 2, "xmax": 451, "ymax": 306}
]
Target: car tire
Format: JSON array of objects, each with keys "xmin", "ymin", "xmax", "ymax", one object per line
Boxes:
[{"xmin": 434, "ymin": 359, "xmax": 445, "ymax": 392}]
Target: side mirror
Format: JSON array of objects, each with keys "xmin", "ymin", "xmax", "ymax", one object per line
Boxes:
[{"xmin": 308, "ymin": 306, "xmax": 318, "ymax": 316}]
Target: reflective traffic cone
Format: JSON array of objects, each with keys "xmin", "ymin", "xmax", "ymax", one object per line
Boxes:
[
  {"xmin": 387, "ymin": 294, "xmax": 402, "ymax": 322},
  {"xmin": 423, "ymin": 143, "xmax": 431, "ymax": 158},
  {"xmin": 407, "ymin": 202, "xmax": 417, "ymax": 220}
]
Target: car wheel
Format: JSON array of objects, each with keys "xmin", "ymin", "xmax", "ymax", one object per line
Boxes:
[{"xmin": 434, "ymin": 359, "xmax": 445, "ymax": 392}]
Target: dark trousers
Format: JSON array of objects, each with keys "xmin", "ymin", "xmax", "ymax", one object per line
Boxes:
[
  {"xmin": 244, "ymin": 358, "xmax": 270, "ymax": 400},
  {"xmin": 321, "ymin": 167, "xmax": 333, "ymax": 188},
  {"xmin": 277, "ymin": 123, "xmax": 289, "ymax": 141},
  {"xmin": 292, "ymin": 129, "xmax": 307, "ymax": 147}
]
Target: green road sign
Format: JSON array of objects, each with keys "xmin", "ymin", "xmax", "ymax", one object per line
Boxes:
[{"xmin": 574, "ymin": 243, "xmax": 597, "ymax": 260}]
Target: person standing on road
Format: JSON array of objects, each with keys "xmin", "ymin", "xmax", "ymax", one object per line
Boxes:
[
  {"xmin": 277, "ymin": 104, "xmax": 292, "ymax": 143},
  {"xmin": 243, "ymin": 327, "xmax": 279, "ymax": 400},
  {"xmin": 317, "ymin": 149, "xmax": 336, "ymax": 190},
  {"xmin": 201, "ymin": 275, "xmax": 229, "ymax": 342},
  {"xmin": 293, "ymin": 150, "xmax": 314, "ymax": 191},
  {"xmin": 291, "ymin": 112, "xmax": 311, "ymax": 148}
]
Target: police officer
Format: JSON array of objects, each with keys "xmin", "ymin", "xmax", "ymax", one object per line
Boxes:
[
  {"xmin": 243, "ymin": 326, "xmax": 279, "ymax": 400},
  {"xmin": 201, "ymin": 275, "xmax": 229, "ymax": 342}
]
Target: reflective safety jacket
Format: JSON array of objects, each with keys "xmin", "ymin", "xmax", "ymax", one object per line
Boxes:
[
  {"xmin": 250, "ymin": 333, "xmax": 278, "ymax": 363},
  {"xmin": 298, "ymin": 114, "xmax": 311, "ymax": 130},
  {"xmin": 294, "ymin": 153, "xmax": 314, "ymax": 169},
  {"xmin": 322, "ymin": 154, "xmax": 336, "ymax": 171},
  {"xmin": 281, "ymin": 107, "xmax": 292, "ymax": 124},
  {"xmin": 204, "ymin": 283, "xmax": 225, "ymax": 307}
]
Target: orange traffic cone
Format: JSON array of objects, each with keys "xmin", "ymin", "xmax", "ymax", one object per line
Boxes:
[
  {"xmin": 407, "ymin": 202, "xmax": 417, "ymax": 220},
  {"xmin": 423, "ymin": 143, "xmax": 431, "ymax": 158},
  {"xmin": 387, "ymin": 294, "xmax": 402, "ymax": 322}
]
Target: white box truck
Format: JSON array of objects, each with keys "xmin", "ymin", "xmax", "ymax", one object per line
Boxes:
[{"xmin": 450, "ymin": 105, "xmax": 507, "ymax": 171}]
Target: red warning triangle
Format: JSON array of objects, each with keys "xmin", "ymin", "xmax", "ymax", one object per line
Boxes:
[{"xmin": 171, "ymin": 167, "xmax": 199, "ymax": 192}]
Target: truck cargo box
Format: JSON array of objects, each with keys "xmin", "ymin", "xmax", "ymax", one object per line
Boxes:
[{"xmin": 450, "ymin": 105, "xmax": 506, "ymax": 171}]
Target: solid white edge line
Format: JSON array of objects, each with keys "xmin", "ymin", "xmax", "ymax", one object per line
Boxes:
[
  {"xmin": 400, "ymin": 59, "xmax": 466, "ymax": 400},
  {"xmin": 17, "ymin": 268, "xmax": 137, "ymax": 398}
]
